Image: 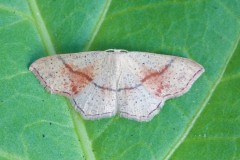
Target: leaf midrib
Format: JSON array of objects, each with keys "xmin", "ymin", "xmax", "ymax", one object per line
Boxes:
[
  {"xmin": 26, "ymin": 0, "xmax": 240, "ymax": 159},
  {"xmin": 27, "ymin": 0, "xmax": 55, "ymax": 55},
  {"xmin": 27, "ymin": 0, "xmax": 96, "ymax": 160}
]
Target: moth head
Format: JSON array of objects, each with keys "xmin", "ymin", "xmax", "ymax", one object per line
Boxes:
[{"xmin": 105, "ymin": 49, "xmax": 128, "ymax": 53}]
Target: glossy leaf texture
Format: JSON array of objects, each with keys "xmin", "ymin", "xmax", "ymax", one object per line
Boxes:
[{"xmin": 0, "ymin": 0, "xmax": 239, "ymax": 160}]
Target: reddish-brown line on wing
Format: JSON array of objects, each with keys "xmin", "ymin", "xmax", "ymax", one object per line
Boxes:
[
  {"xmin": 31, "ymin": 66, "xmax": 72, "ymax": 96},
  {"xmin": 64, "ymin": 64, "xmax": 93, "ymax": 81},
  {"xmin": 141, "ymin": 65, "xmax": 169, "ymax": 83},
  {"xmin": 120, "ymin": 67, "xmax": 204, "ymax": 119}
]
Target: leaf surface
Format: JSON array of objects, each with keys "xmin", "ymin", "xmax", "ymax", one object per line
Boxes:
[{"xmin": 0, "ymin": 0, "xmax": 239, "ymax": 160}]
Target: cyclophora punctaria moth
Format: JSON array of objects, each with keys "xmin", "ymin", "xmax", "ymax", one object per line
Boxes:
[{"xmin": 29, "ymin": 49, "xmax": 204, "ymax": 121}]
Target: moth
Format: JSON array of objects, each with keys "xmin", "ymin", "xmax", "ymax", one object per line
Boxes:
[{"xmin": 29, "ymin": 49, "xmax": 204, "ymax": 121}]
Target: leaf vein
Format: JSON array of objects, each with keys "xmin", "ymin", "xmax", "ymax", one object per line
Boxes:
[
  {"xmin": 84, "ymin": 0, "xmax": 112, "ymax": 50},
  {"xmin": 27, "ymin": 0, "xmax": 56, "ymax": 55},
  {"xmin": 162, "ymin": 22, "xmax": 240, "ymax": 160}
]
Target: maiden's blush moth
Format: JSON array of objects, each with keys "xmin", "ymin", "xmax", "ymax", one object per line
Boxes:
[{"xmin": 29, "ymin": 49, "xmax": 204, "ymax": 121}]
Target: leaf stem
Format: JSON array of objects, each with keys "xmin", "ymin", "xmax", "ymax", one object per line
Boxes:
[
  {"xmin": 27, "ymin": 1, "xmax": 95, "ymax": 159},
  {"xmin": 69, "ymin": 105, "xmax": 96, "ymax": 160},
  {"xmin": 27, "ymin": 0, "xmax": 56, "ymax": 55}
]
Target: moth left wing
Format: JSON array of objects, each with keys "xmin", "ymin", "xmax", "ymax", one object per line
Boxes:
[{"xmin": 117, "ymin": 51, "xmax": 204, "ymax": 121}]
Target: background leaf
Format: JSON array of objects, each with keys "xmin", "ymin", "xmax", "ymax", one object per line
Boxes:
[{"xmin": 0, "ymin": 0, "xmax": 239, "ymax": 160}]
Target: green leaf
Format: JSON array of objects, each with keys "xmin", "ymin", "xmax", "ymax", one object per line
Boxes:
[{"xmin": 0, "ymin": 0, "xmax": 239, "ymax": 160}]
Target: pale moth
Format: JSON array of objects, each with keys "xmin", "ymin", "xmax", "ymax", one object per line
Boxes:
[{"xmin": 29, "ymin": 49, "xmax": 204, "ymax": 121}]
